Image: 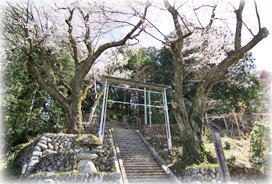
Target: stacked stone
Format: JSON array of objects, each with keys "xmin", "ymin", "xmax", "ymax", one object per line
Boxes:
[
  {"xmin": 83, "ymin": 123, "xmax": 100, "ymax": 135},
  {"xmin": 35, "ymin": 153, "xmax": 78, "ymax": 173},
  {"xmin": 76, "ymin": 153, "xmax": 98, "ymax": 173},
  {"xmin": 15, "ymin": 132, "xmax": 116, "ymax": 178},
  {"xmin": 182, "ymin": 167, "xmax": 221, "ymax": 183},
  {"xmin": 28, "ymin": 172, "xmax": 121, "ymax": 184},
  {"xmin": 92, "ymin": 134, "xmax": 115, "ymax": 172},
  {"xmin": 25, "ymin": 133, "xmax": 81, "ymax": 174}
]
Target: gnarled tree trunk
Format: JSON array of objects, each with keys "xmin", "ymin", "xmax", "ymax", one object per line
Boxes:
[
  {"xmin": 66, "ymin": 92, "xmax": 84, "ymax": 133},
  {"xmin": 164, "ymin": 0, "xmax": 268, "ymax": 166}
]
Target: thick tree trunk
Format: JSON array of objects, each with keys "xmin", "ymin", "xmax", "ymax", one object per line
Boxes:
[
  {"xmin": 66, "ymin": 92, "xmax": 84, "ymax": 133},
  {"xmin": 66, "ymin": 70, "xmax": 86, "ymax": 133},
  {"xmin": 173, "ymin": 105, "xmax": 206, "ymax": 165},
  {"xmin": 164, "ymin": 0, "xmax": 268, "ymax": 168},
  {"xmin": 172, "ymin": 52, "xmax": 206, "ymax": 165},
  {"xmin": 190, "ymin": 84, "xmax": 209, "ymax": 138}
]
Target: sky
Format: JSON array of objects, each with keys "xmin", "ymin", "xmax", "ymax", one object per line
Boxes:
[
  {"xmin": 0, "ymin": 0, "xmax": 271, "ymax": 73},
  {"xmin": 136, "ymin": 0, "xmax": 272, "ymax": 73},
  {"xmin": 249, "ymin": 0, "xmax": 272, "ymax": 72}
]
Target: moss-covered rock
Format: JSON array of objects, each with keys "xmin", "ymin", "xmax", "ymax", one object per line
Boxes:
[{"xmin": 75, "ymin": 134, "xmax": 101, "ymax": 147}]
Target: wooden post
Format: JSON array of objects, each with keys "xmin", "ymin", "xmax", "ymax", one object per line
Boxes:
[{"xmin": 213, "ymin": 133, "xmax": 231, "ymax": 182}]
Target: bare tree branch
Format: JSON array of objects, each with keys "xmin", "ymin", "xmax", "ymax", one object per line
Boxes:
[
  {"xmin": 92, "ymin": 4, "xmax": 149, "ymax": 60},
  {"xmin": 206, "ymin": 2, "xmax": 218, "ymax": 30},
  {"xmin": 164, "ymin": 0, "xmax": 183, "ymax": 38},
  {"xmin": 254, "ymin": 0, "xmax": 261, "ymax": 30},
  {"xmin": 142, "ymin": 29, "xmax": 168, "ymax": 45},
  {"xmin": 194, "ymin": 4, "xmax": 215, "ymax": 11},
  {"xmin": 177, "ymin": 13, "xmax": 191, "ymax": 34},
  {"xmin": 204, "ymin": 27, "xmax": 269, "ymax": 90},
  {"xmin": 191, "ymin": 1, "xmax": 205, "ymax": 29},
  {"xmin": 25, "ymin": 54, "xmax": 69, "ymax": 110},
  {"xmin": 234, "ymin": 0, "xmax": 245, "ymax": 50},
  {"xmin": 78, "ymin": 7, "xmax": 93, "ymax": 54},
  {"xmin": 40, "ymin": 47, "xmax": 57, "ymax": 85},
  {"xmin": 144, "ymin": 17, "xmax": 169, "ymax": 41},
  {"xmin": 65, "ymin": 8, "xmax": 79, "ymax": 65}
]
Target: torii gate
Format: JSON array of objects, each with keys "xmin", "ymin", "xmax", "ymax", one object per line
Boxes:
[{"xmin": 98, "ymin": 75, "xmax": 172, "ymax": 149}]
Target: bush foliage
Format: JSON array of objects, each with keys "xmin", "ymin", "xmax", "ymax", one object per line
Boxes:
[{"xmin": 250, "ymin": 121, "xmax": 269, "ymax": 160}]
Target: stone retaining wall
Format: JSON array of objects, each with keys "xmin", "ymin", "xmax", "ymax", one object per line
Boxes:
[
  {"xmin": 14, "ymin": 133, "xmax": 115, "ymax": 176},
  {"xmin": 182, "ymin": 167, "xmax": 221, "ymax": 183},
  {"xmin": 28, "ymin": 172, "xmax": 121, "ymax": 184},
  {"xmin": 34, "ymin": 152, "xmax": 78, "ymax": 173},
  {"xmin": 14, "ymin": 133, "xmax": 83, "ymax": 175}
]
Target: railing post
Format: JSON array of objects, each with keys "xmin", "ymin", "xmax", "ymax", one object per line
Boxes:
[
  {"xmin": 148, "ymin": 90, "xmax": 152, "ymax": 127},
  {"xmin": 163, "ymin": 89, "xmax": 172, "ymax": 149},
  {"xmin": 144, "ymin": 80, "xmax": 147, "ymax": 125},
  {"xmin": 98, "ymin": 79, "xmax": 109, "ymax": 144}
]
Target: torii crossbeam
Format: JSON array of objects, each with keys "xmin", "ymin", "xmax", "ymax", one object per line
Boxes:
[{"xmin": 98, "ymin": 75, "xmax": 172, "ymax": 149}]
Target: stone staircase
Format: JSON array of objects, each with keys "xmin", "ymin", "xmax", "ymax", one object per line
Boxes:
[{"xmin": 112, "ymin": 128, "xmax": 174, "ymax": 184}]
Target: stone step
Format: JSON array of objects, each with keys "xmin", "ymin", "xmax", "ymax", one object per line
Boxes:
[
  {"xmin": 127, "ymin": 174, "xmax": 169, "ymax": 178},
  {"xmin": 120, "ymin": 151, "xmax": 151, "ymax": 153},
  {"xmin": 122, "ymin": 157, "xmax": 156, "ymax": 161},
  {"xmin": 128, "ymin": 177, "xmax": 172, "ymax": 180},
  {"xmin": 123, "ymin": 161, "xmax": 158, "ymax": 165},
  {"xmin": 119, "ymin": 156, "xmax": 154, "ymax": 160},
  {"xmin": 128, "ymin": 178, "xmax": 173, "ymax": 184},
  {"xmin": 113, "ymin": 128, "xmax": 170, "ymax": 181},
  {"xmin": 122, "ymin": 158, "xmax": 156, "ymax": 162},
  {"xmin": 121, "ymin": 154, "xmax": 153, "ymax": 156},
  {"xmin": 119, "ymin": 152, "xmax": 151, "ymax": 155},
  {"xmin": 124, "ymin": 165, "xmax": 162, "ymax": 169},
  {"xmin": 123, "ymin": 160, "xmax": 157, "ymax": 163},
  {"xmin": 126, "ymin": 167, "xmax": 165, "ymax": 170},
  {"xmin": 125, "ymin": 170, "xmax": 166, "ymax": 174},
  {"xmin": 120, "ymin": 152, "xmax": 152, "ymax": 155},
  {"xmin": 124, "ymin": 163, "xmax": 160, "ymax": 167}
]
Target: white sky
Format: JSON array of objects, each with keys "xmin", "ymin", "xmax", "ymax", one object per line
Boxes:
[
  {"xmin": 0, "ymin": 0, "xmax": 271, "ymax": 72},
  {"xmin": 250, "ymin": 0, "xmax": 272, "ymax": 72},
  {"xmin": 136, "ymin": 0, "xmax": 272, "ymax": 73}
]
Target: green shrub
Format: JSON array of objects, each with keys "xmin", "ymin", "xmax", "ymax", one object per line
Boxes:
[
  {"xmin": 250, "ymin": 121, "xmax": 269, "ymax": 160},
  {"xmin": 224, "ymin": 141, "xmax": 231, "ymax": 150},
  {"xmin": 227, "ymin": 155, "xmax": 236, "ymax": 166}
]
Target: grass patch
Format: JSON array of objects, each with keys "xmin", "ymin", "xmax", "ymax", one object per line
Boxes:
[
  {"xmin": 204, "ymin": 136, "xmax": 252, "ymax": 168},
  {"xmin": 185, "ymin": 163, "xmax": 218, "ymax": 169}
]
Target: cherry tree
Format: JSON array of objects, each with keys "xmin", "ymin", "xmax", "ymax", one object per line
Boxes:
[
  {"xmin": 142, "ymin": 0, "xmax": 269, "ymax": 164},
  {"xmin": 4, "ymin": 0, "xmax": 149, "ymax": 133}
]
